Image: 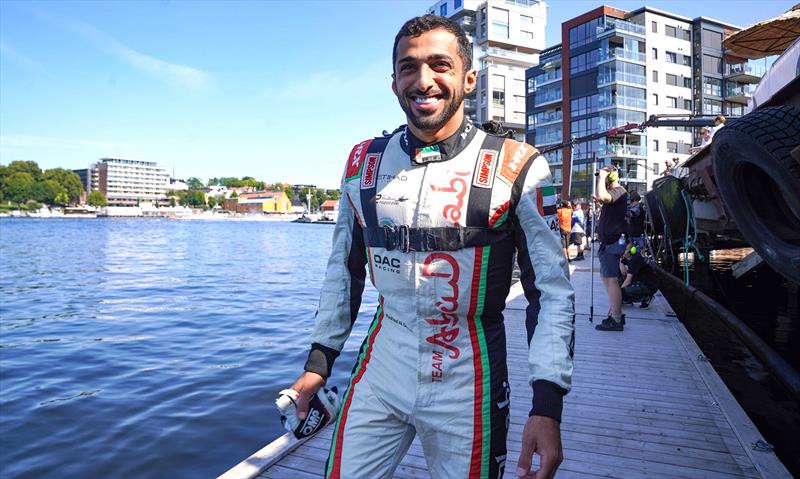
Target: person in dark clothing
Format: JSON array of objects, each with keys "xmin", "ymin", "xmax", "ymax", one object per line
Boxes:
[
  {"xmin": 627, "ymin": 191, "xmax": 645, "ymax": 247},
  {"xmin": 593, "ymin": 166, "xmax": 628, "ymax": 331},
  {"xmin": 620, "ymin": 244, "xmax": 657, "ymax": 308}
]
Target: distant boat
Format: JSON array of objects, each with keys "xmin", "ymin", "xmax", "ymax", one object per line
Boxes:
[{"xmin": 292, "ymin": 215, "xmax": 312, "ymax": 223}]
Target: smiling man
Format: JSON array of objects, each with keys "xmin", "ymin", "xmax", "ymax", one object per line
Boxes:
[{"xmin": 288, "ymin": 15, "xmax": 574, "ymax": 479}]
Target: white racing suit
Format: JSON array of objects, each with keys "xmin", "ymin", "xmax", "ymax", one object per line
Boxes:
[{"xmin": 304, "ymin": 120, "xmax": 575, "ymax": 479}]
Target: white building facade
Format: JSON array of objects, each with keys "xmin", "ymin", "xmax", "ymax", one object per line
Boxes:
[
  {"xmin": 90, "ymin": 158, "xmax": 170, "ymax": 207},
  {"xmin": 425, "ymin": 0, "xmax": 547, "ymax": 140}
]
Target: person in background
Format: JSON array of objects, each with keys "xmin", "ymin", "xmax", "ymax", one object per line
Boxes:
[
  {"xmin": 593, "ymin": 166, "xmax": 628, "ymax": 331},
  {"xmin": 661, "ymin": 158, "xmax": 675, "ymax": 177},
  {"xmin": 689, "ymin": 127, "xmax": 712, "ymax": 153},
  {"xmin": 620, "ymin": 243, "xmax": 657, "ymax": 309},
  {"xmin": 557, "ymin": 200, "xmax": 573, "ymax": 262},
  {"xmin": 571, "ymin": 201, "xmax": 586, "ymax": 261},
  {"xmin": 627, "ymin": 191, "xmax": 645, "ymax": 248},
  {"xmin": 710, "ymin": 115, "xmax": 726, "ymax": 139}
]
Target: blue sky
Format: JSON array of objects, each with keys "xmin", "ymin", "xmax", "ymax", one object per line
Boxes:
[{"xmin": 1, "ymin": 0, "xmax": 794, "ymax": 188}]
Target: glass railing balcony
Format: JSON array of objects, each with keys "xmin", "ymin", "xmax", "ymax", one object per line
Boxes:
[
  {"xmin": 534, "ymin": 70, "xmax": 562, "ymax": 86},
  {"xmin": 484, "ymin": 47, "xmax": 535, "ymax": 64},
  {"xmin": 726, "ymin": 83, "xmax": 757, "ymax": 98},
  {"xmin": 597, "ymin": 71, "xmax": 646, "ymax": 87},
  {"xmin": 598, "ymin": 94, "xmax": 647, "ymax": 110},
  {"xmin": 726, "ymin": 62, "xmax": 766, "ymax": 78},
  {"xmin": 534, "ymin": 91, "xmax": 562, "ymax": 106},
  {"xmin": 598, "ymin": 144, "xmax": 647, "ymax": 158},
  {"xmin": 532, "ymin": 111, "xmax": 563, "ymax": 125},
  {"xmin": 535, "ymin": 133, "xmax": 563, "ymax": 146},
  {"xmin": 597, "ymin": 19, "xmax": 646, "ymax": 37},
  {"xmin": 599, "ymin": 48, "xmax": 646, "ymax": 63}
]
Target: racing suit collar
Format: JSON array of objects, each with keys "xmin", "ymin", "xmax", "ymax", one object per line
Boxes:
[{"xmin": 401, "ymin": 118, "xmax": 478, "ymax": 165}]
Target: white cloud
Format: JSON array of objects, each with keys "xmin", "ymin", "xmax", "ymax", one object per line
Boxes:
[{"xmin": 0, "ymin": 42, "xmax": 44, "ymax": 72}]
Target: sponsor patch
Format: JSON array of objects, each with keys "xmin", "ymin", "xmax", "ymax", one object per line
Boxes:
[
  {"xmin": 344, "ymin": 139, "xmax": 372, "ymax": 182},
  {"xmin": 360, "ymin": 153, "xmax": 381, "ymax": 189},
  {"xmin": 414, "ymin": 145, "xmax": 442, "ymax": 164},
  {"xmin": 472, "ymin": 149, "xmax": 498, "ymax": 188},
  {"xmin": 499, "ymin": 141, "xmax": 533, "ymax": 185}
]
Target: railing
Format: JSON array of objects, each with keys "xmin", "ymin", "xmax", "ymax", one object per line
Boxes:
[
  {"xmin": 599, "ymin": 47, "xmax": 646, "ymax": 63},
  {"xmin": 726, "ymin": 83, "xmax": 757, "ymax": 98},
  {"xmin": 534, "ymin": 91, "xmax": 562, "ymax": 106},
  {"xmin": 597, "ymin": 19, "xmax": 646, "ymax": 37},
  {"xmin": 598, "ymin": 94, "xmax": 647, "ymax": 110},
  {"xmin": 484, "ymin": 47, "xmax": 535, "ymax": 64},
  {"xmin": 532, "ymin": 111, "xmax": 563, "ymax": 125},
  {"xmin": 534, "ymin": 70, "xmax": 562, "ymax": 86},
  {"xmin": 598, "ymin": 144, "xmax": 647, "ymax": 158},
  {"xmin": 726, "ymin": 62, "xmax": 766, "ymax": 78},
  {"xmin": 535, "ymin": 133, "xmax": 563, "ymax": 145},
  {"xmin": 597, "ymin": 71, "xmax": 646, "ymax": 87}
]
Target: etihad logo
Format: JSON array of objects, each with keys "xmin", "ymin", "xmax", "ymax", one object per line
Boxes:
[
  {"xmin": 361, "ymin": 153, "xmax": 381, "ymax": 189},
  {"xmin": 472, "ymin": 150, "xmax": 497, "ymax": 188}
]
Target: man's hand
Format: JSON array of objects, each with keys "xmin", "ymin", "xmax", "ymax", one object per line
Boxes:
[
  {"xmin": 289, "ymin": 371, "xmax": 326, "ymax": 420},
  {"xmin": 516, "ymin": 415, "xmax": 563, "ymax": 479}
]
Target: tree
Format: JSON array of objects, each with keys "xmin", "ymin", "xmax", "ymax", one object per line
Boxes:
[
  {"xmin": 187, "ymin": 177, "xmax": 204, "ymax": 189},
  {"xmin": 180, "ymin": 190, "xmax": 206, "ymax": 207},
  {"xmin": 169, "ymin": 197, "xmax": 176, "ymax": 207},
  {"xmin": 44, "ymin": 168, "xmax": 83, "ymax": 204},
  {"xmin": 88, "ymin": 191, "xmax": 107, "ymax": 207},
  {"xmin": 7, "ymin": 161, "xmax": 43, "ymax": 181},
  {"xmin": 2, "ymin": 172, "xmax": 34, "ymax": 206},
  {"xmin": 207, "ymin": 196, "xmax": 217, "ymax": 208},
  {"xmin": 54, "ymin": 191, "xmax": 70, "ymax": 206},
  {"xmin": 30, "ymin": 179, "xmax": 65, "ymax": 205},
  {"xmin": 207, "ymin": 177, "xmax": 220, "ymax": 186}
]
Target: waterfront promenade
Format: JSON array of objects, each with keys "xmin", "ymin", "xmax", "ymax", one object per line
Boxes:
[{"xmin": 222, "ymin": 260, "xmax": 791, "ymax": 479}]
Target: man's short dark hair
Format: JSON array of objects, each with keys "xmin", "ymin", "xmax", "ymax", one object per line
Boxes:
[
  {"xmin": 629, "ymin": 191, "xmax": 641, "ymax": 202},
  {"xmin": 393, "ymin": 15, "xmax": 472, "ymax": 73}
]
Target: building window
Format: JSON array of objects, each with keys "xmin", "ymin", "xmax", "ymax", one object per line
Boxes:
[
  {"xmin": 522, "ymin": 30, "xmax": 534, "ymax": 40},
  {"xmin": 682, "ymin": 55, "xmax": 691, "ymax": 67},
  {"xmin": 683, "ymin": 76, "xmax": 692, "ymax": 88},
  {"xmin": 440, "ymin": 3, "xmax": 447, "ymax": 16},
  {"xmin": 492, "ymin": 90, "xmax": 505, "ymax": 107},
  {"xmin": 666, "ymin": 73, "xmax": 678, "ymax": 86},
  {"xmin": 514, "ymin": 95, "xmax": 525, "ymax": 106},
  {"xmin": 703, "ymin": 54, "xmax": 722, "ymax": 74},
  {"xmin": 703, "ymin": 98, "xmax": 723, "ymax": 115},
  {"xmin": 521, "ymin": 14, "xmax": 533, "ymax": 23},
  {"xmin": 652, "ymin": 139, "xmax": 659, "ymax": 152},
  {"xmin": 570, "ymin": 50, "xmax": 599, "ymax": 75},
  {"xmin": 569, "ymin": 17, "xmax": 602, "ymax": 49},
  {"xmin": 651, "ymin": 48, "xmax": 657, "ymax": 59},
  {"xmin": 491, "ymin": 7, "xmax": 510, "ymax": 39},
  {"xmin": 667, "ymin": 96, "xmax": 678, "ymax": 108},
  {"xmin": 652, "ymin": 93, "xmax": 658, "ymax": 105},
  {"xmin": 651, "ymin": 21, "xmax": 657, "ymax": 33},
  {"xmin": 667, "ymin": 141, "xmax": 678, "ymax": 153},
  {"xmin": 702, "ymin": 29, "xmax": 723, "ymax": 49},
  {"xmin": 703, "ymin": 76, "xmax": 722, "ymax": 96},
  {"xmin": 666, "ymin": 51, "xmax": 677, "ymax": 63},
  {"xmin": 665, "ymin": 25, "xmax": 677, "ymax": 37},
  {"xmin": 652, "ymin": 70, "xmax": 658, "ymax": 82},
  {"xmin": 455, "ymin": 0, "xmax": 462, "ymax": 9},
  {"xmin": 527, "ymin": 77, "xmax": 535, "ymax": 94},
  {"xmin": 684, "ymin": 99, "xmax": 692, "ymax": 110},
  {"xmin": 654, "ymin": 163, "xmax": 660, "ymax": 175}
]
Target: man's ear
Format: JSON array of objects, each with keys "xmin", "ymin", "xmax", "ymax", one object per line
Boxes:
[
  {"xmin": 391, "ymin": 73, "xmax": 398, "ymax": 96},
  {"xmin": 464, "ymin": 68, "xmax": 477, "ymax": 94}
]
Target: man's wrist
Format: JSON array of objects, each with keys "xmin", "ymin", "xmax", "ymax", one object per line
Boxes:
[
  {"xmin": 529, "ymin": 380, "xmax": 566, "ymax": 422},
  {"xmin": 303, "ymin": 343, "xmax": 340, "ymax": 378}
]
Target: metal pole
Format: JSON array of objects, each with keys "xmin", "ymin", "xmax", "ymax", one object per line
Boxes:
[{"xmin": 589, "ymin": 153, "xmax": 597, "ymax": 323}]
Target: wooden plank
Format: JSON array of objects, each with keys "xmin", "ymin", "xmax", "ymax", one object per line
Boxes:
[{"xmin": 231, "ymin": 264, "xmax": 791, "ymax": 479}]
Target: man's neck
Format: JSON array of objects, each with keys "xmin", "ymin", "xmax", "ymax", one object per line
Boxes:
[{"xmin": 407, "ymin": 110, "xmax": 465, "ymax": 144}]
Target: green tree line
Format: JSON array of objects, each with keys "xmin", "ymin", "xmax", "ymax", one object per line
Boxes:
[{"xmin": 0, "ymin": 161, "xmax": 83, "ymax": 208}]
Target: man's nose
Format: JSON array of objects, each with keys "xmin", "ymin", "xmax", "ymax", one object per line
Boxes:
[{"xmin": 415, "ymin": 64, "xmax": 435, "ymax": 91}]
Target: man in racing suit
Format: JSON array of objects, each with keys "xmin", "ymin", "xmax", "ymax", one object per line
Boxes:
[{"xmin": 289, "ymin": 15, "xmax": 574, "ymax": 479}]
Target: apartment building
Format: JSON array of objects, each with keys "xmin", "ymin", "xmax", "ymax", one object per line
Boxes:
[
  {"xmin": 88, "ymin": 158, "xmax": 170, "ymax": 207},
  {"xmin": 526, "ymin": 6, "xmax": 764, "ymax": 198},
  {"xmin": 426, "ymin": 0, "xmax": 547, "ymax": 140}
]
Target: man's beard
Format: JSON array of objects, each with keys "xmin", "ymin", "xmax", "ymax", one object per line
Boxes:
[{"xmin": 398, "ymin": 87, "xmax": 464, "ymax": 133}]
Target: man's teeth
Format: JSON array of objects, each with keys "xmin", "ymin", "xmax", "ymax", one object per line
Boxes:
[{"xmin": 414, "ymin": 97, "xmax": 440, "ymax": 104}]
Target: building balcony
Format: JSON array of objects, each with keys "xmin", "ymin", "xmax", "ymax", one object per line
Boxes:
[
  {"xmin": 725, "ymin": 63, "xmax": 765, "ymax": 83},
  {"xmin": 534, "ymin": 70, "xmax": 562, "ymax": 87},
  {"xmin": 598, "ymin": 94, "xmax": 647, "ymax": 111},
  {"xmin": 597, "ymin": 19, "xmax": 646, "ymax": 39},
  {"xmin": 599, "ymin": 47, "xmax": 646, "ymax": 64},
  {"xmin": 483, "ymin": 46, "xmax": 536, "ymax": 67},
  {"xmin": 533, "ymin": 91, "xmax": 562, "ymax": 107},
  {"xmin": 464, "ymin": 98, "xmax": 477, "ymax": 111},
  {"xmin": 726, "ymin": 83, "xmax": 757, "ymax": 104},
  {"xmin": 531, "ymin": 111, "xmax": 563, "ymax": 127},
  {"xmin": 597, "ymin": 71, "xmax": 646, "ymax": 88},
  {"xmin": 597, "ymin": 144, "xmax": 647, "ymax": 158},
  {"xmin": 456, "ymin": 15, "xmax": 475, "ymax": 32},
  {"xmin": 534, "ymin": 134, "xmax": 563, "ymax": 147}
]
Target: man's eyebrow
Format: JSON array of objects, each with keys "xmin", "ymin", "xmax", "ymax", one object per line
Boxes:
[{"xmin": 397, "ymin": 53, "xmax": 455, "ymax": 64}]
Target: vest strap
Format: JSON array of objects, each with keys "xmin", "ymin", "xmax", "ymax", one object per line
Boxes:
[{"xmin": 363, "ymin": 225, "xmax": 510, "ymax": 253}]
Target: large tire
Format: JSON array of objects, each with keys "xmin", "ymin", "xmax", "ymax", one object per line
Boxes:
[{"xmin": 712, "ymin": 106, "xmax": 800, "ymax": 285}]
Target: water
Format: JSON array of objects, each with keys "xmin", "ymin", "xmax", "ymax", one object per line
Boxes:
[
  {"xmin": 0, "ymin": 218, "xmax": 377, "ymax": 479},
  {"xmin": 659, "ymin": 249, "xmax": 800, "ymax": 477}
]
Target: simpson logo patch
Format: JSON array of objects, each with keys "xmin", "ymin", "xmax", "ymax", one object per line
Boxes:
[
  {"xmin": 360, "ymin": 153, "xmax": 381, "ymax": 189},
  {"xmin": 472, "ymin": 150, "xmax": 498, "ymax": 188},
  {"xmin": 345, "ymin": 139, "xmax": 373, "ymax": 182}
]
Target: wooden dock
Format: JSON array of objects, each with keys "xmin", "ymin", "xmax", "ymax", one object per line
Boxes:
[{"xmin": 221, "ymin": 259, "xmax": 791, "ymax": 479}]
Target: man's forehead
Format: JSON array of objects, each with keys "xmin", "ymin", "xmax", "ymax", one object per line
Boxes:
[{"xmin": 396, "ymin": 28, "xmax": 460, "ymax": 60}]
